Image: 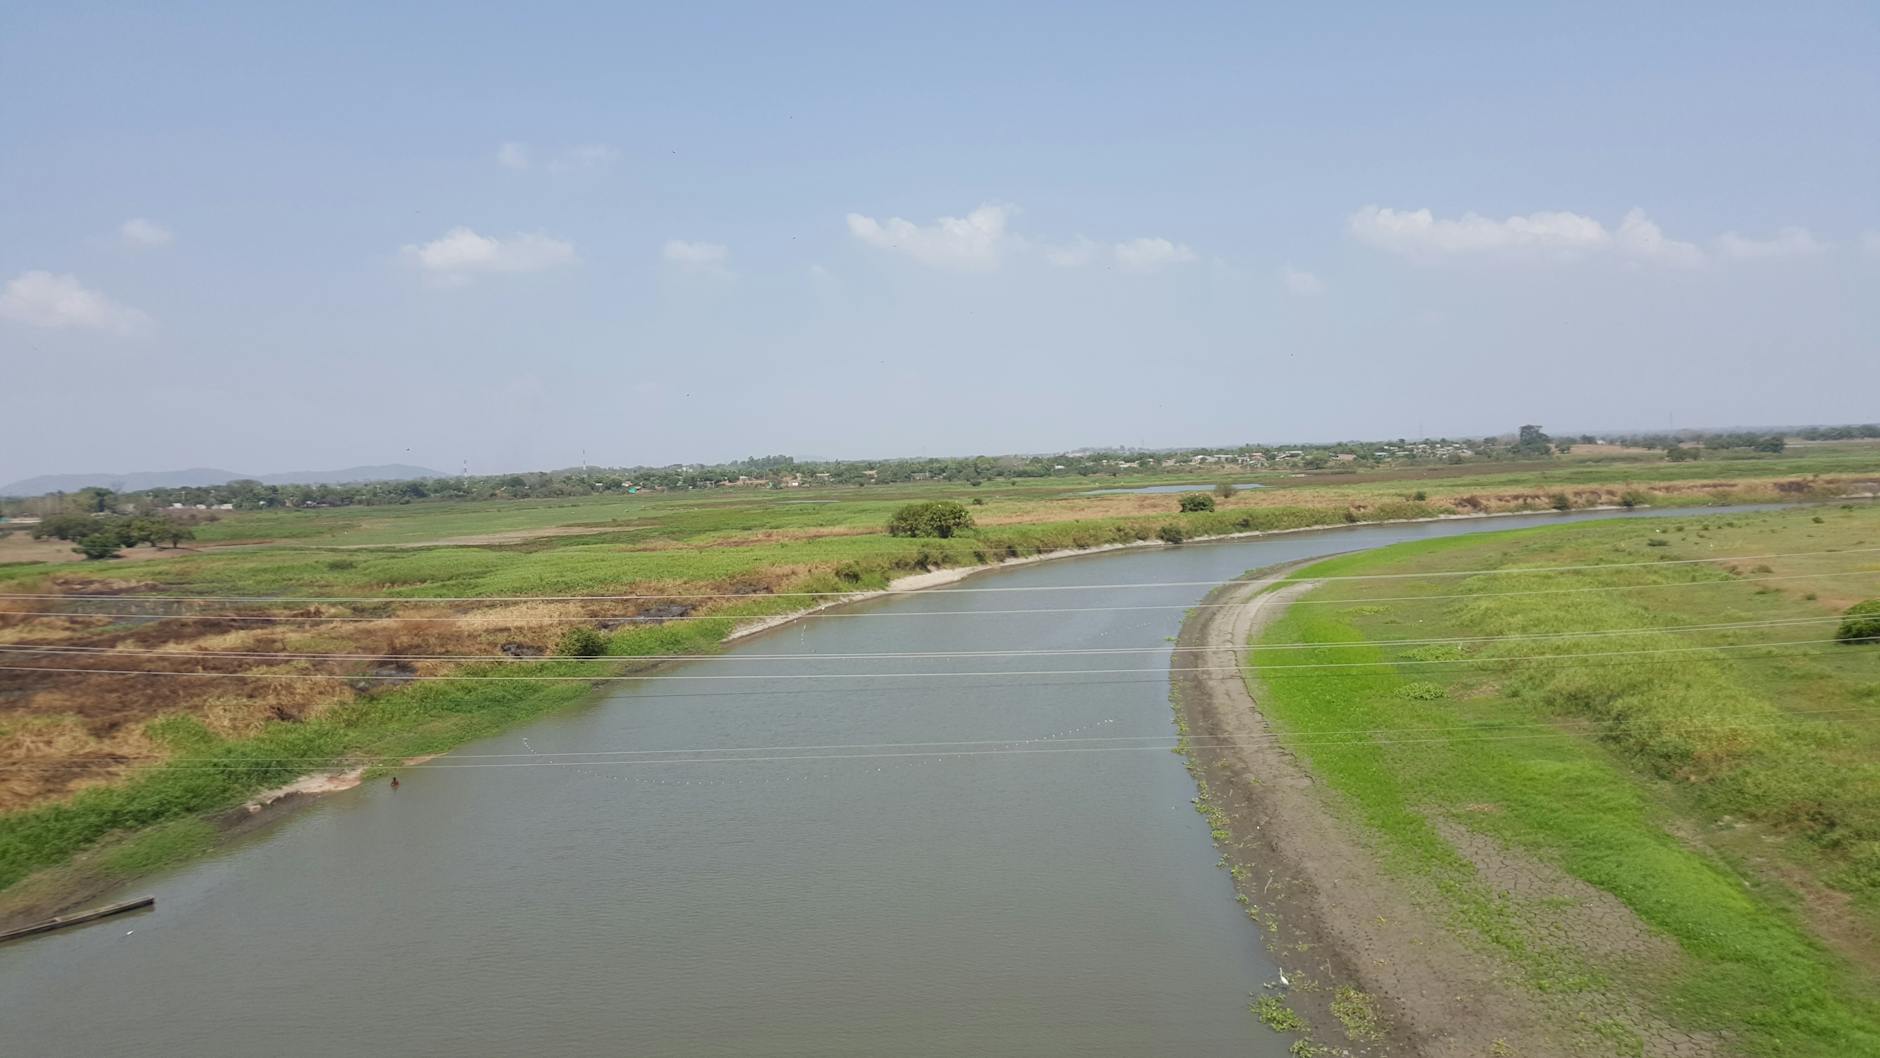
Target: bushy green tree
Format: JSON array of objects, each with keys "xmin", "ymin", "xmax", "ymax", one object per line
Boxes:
[
  {"xmin": 1838, "ymin": 600, "xmax": 1880, "ymax": 644},
  {"xmin": 886, "ymin": 501, "xmax": 975, "ymax": 538},
  {"xmin": 29, "ymin": 513, "xmax": 99, "ymax": 541},
  {"xmin": 1177, "ymin": 493, "xmax": 1215, "ymax": 513},
  {"xmin": 1156, "ymin": 523, "xmax": 1186, "ymax": 544},
  {"xmin": 1515, "ymin": 424, "xmax": 1554, "ymax": 457},
  {"xmin": 73, "ymin": 532, "xmax": 125, "ymax": 560}
]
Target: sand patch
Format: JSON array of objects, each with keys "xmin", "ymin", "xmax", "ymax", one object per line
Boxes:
[{"xmin": 244, "ymin": 768, "xmax": 364, "ymax": 811}]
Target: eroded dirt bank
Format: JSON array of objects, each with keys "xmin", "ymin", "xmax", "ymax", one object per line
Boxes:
[{"xmin": 1173, "ymin": 569, "xmax": 1574, "ymax": 1058}]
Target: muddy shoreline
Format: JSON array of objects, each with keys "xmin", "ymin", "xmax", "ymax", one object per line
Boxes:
[{"xmin": 1171, "ymin": 568, "xmax": 1571, "ymax": 1058}]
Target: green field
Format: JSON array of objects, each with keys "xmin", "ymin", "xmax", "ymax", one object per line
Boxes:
[
  {"xmin": 1252, "ymin": 504, "xmax": 1880, "ymax": 1055},
  {"xmin": 10, "ymin": 445, "xmax": 1874, "ymax": 598}
]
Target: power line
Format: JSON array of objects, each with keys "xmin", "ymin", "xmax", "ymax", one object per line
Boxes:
[
  {"xmin": 12, "ymin": 711, "xmax": 1878, "ymax": 773},
  {"xmin": 3, "ymin": 570, "xmax": 1874, "ymax": 625},
  {"xmin": 5, "ymin": 656, "xmax": 1854, "ymax": 714},
  {"xmin": 0, "ymin": 615, "xmax": 1845, "ymax": 664},
  {"xmin": 14, "ymin": 703, "xmax": 1876, "ymax": 768},
  {"xmin": 0, "ymin": 639, "xmax": 1855, "ymax": 682},
  {"xmin": 1, "ymin": 547, "xmax": 1870, "ymax": 604}
]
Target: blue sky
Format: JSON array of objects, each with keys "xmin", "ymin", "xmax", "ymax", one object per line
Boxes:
[{"xmin": 2, "ymin": 2, "xmax": 1876, "ymax": 481}]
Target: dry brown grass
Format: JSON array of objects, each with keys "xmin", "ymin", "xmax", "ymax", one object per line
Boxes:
[
  {"xmin": 0, "ymin": 711, "xmax": 162, "ymax": 810},
  {"xmin": 0, "ymin": 579, "xmax": 768, "ymax": 813}
]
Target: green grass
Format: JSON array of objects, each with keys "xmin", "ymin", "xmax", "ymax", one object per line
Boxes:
[
  {"xmin": 115, "ymin": 444, "xmax": 1880, "ymax": 549},
  {"xmin": 99, "ymin": 817, "xmax": 217, "ymax": 875},
  {"xmin": 1329, "ymin": 987, "xmax": 1382, "ymax": 1042},
  {"xmin": 1251, "ymin": 506, "xmax": 1880, "ymax": 1055},
  {"xmin": 1255, "ymin": 994, "xmax": 1308, "ymax": 1033},
  {"xmin": 78, "ymin": 503, "xmax": 1411, "ymax": 600}
]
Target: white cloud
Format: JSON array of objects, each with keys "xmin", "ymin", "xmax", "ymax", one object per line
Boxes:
[
  {"xmin": 1046, "ymin": 235, "xmax": 1198, "ymax": 271},
  {"xmin": 1348, "ymin": 205, "xmax": 1611, "ymax": 258},
  {"xmin": 846, "ymin": 204, "xmax": 1016, "ymax": 270},
  {"xmin": 847, "ymin": 203, "xmax": 1199, "ymax": 274},
  {"xmin": 1112, "ymin": 237, "xmax": 1198, "ymax": 272},
  {"xmin": 1713, "ymin": 226, "xmax": 1827, "ymax": 261},
  {"xmin": 1280, "ymin": 265, "xmax": 1325, "ymax": 295},
  {"xmin": 1614, "ymin": 208, "xmax": 1706, "ymax": 267},
  {"xmin": 662, "ymin": 239, "xmax": 731, "ymax": 276},
  {"xmin": 496, "ymin": 142, "xmax": 530, "ymax": 170},
  {"xmin": 0, "ymin": 271, "xmax": 152, "ymax": 335},
  {"xmin": 402, "ymin": 227, "xmax": 577, "ymax": 285},
  {"xmin": 120, "ymin": 218, "xmax": 173, "ymax": 249},
  {"xmin": 1353, "ymin": 204, "xmax": 1829, "ymax": 270}
]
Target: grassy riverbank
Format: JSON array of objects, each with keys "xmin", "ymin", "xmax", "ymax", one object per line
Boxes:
[
  {"xmin": 0, "ymin": 451, "xmax": 1873, "ymax": 909},
  {"xmin": 1250, "ymin": 504, "xmax": 1880, "ymax": 1055}
]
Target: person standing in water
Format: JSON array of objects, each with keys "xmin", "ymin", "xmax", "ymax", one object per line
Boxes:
[{"xmin": 390, "ymin": 776, "xmax": 400, "ymax": 790}]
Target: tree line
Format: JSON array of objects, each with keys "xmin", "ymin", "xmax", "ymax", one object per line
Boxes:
[
  {"xmin": 8, "ymin": 422, "xmax": 1872, "ymax": 517},
  {"xmin": 28, "ymin": 512, "xmax": 196, "ymax": 559}
]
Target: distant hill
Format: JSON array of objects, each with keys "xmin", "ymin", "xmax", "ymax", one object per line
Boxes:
[{"xmin": 2, "ymin": 464, "xmax": 446, "ymax": 497}]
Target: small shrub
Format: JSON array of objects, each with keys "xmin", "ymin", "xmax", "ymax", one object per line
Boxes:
[
  {"xmin": 1397, "ymin": 681, "xmax": 1447, "ymax": 701},
  {"xmin": 887, "ymin": 501, "xmax": 975, "ymax": 538},
  {"xmin": 1549, "ymin": 493, "xmax": 1572, "ymax": 511},
  {"xmin": 1646, "ymin": 538, "xmax": 1670, "ymax": 547},
  {"xmin": 1331, "ymin": 986, "xmax": 1383, "ymax": 1041},
  {"xmin": 1837, "ymin": 600, "xmax": 1880, "ymax": 644},
  {"xmin": 557, "ymin": 627, "xmax": 609, "ymax": 657},
  {"xmin": 1157, "ymin": 523, "xmax": 1187, "ymax": 544},
  {"xmin": 1214, "ymin": 482, "xmax": 1238, "ymax": 499},
  {"xmin": 1178, "ymin": 492, "xmax": 1216, "ymax": 513},
  {"xmin": 969, "ymin": 497, "xmax": 985, "ymax": 506},
  {"xmin": 1619, "ymin": 490, "xmax": 1647, "ymax": 508},
  {"xmin": 1412, "ymin": 490, "xmax": 1427, "ymax": 501}
]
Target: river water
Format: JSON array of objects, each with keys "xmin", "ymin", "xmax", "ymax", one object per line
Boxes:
[{"xmin": 0, "ymin": 508, "xmax": 1745, "ymax": 1056}]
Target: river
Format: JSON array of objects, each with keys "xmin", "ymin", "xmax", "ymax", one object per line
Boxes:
[{"xmin": 0, "ymin": 508, "xmax": 1753, "ymax": 1056}]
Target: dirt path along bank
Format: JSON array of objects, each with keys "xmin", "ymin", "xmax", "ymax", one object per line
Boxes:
[{"xmin": 1173, "ymin": 570, "xmax": 1573, "ymax": 1058}]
